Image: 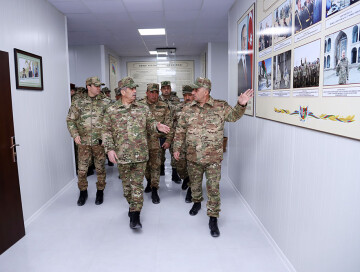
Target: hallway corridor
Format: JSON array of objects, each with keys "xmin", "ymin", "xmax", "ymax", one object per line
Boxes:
[{"xmin": 0, "ymin": 159, "xmax": 289, "ymax": 272}]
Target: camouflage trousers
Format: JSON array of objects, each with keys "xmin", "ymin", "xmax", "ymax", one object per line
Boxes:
[
  {"xmin": 118, "ymin": 162, "xmax": 146, "ymax": 212},
  {"xmin": 175, "ymin": 158, "xmax": 188, "ymax": 180},
  {"xmin": 77, "ymin": 145, "xmax": 106, "ymax": 191},
  {"xmin": 145, "ymin": 148, "xmax": 161, "ymax": 189},
  {"xmin": 161, "ymin": 142, "xmax": 176, "ymax": 168},
  {"xmin": 188, "ymin": 161, "xmax": 222, "ymax": 218}
]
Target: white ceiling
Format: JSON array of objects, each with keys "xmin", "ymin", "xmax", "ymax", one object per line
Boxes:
[{"xmin": 47, "ymin": 0, "xmax": 235, "ymax": 57}]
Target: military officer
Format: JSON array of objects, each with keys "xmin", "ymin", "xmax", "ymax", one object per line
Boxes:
[
  {"xmin": 173, "ymin": 85, "xmax": 196, "ymax": 203},
  {"xmin": 173, "ymin": 77, "xmax": 253, "ymax": 237},
  {"xmin": 138, "ymin": 83, "xmax": 173, "ymax": 204},
  {"xmin": 159, "ymin": 81, "xmax": 181, "ymax": 183},
  {"xmin": 102, "ymin": 77, "xmax": 170, "ymax": 229},
  {"xmin": 336, "ymin": 50, "xmax": 349, "ymax": 85},
  {"xmin": 115, "ymin": 87, "xmax": 122, "ymax": 101},
  {"xmin": 66, "ymin": 76, "xmax": 111, "ymax": 206},
  {"xmin": 102, "ymin": 87, "xmax": 111, "ymax": 98}
]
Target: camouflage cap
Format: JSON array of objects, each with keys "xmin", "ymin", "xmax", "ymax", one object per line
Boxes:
[
  {"xmin": 114, "ymin": 87, "xmax": 121, "ymax": 96},
  {"xmin": 118, "ymin": 77, "xmax": 139, "ymax": 89},
  {"xmin": 102, "ymin": 87, "xmax": 110, "ymax": 93},
  {"xmin": 194, "ymin": 77, "xmax": 211, "ymax": 90},
  {"xmin": 161, "ymin": 81, "xmax": 171, "ymax": 87},
  {"xmin": 182, "ymin": 84, "xmax": 196, "ymax": 94},
  {"xmin": 147, "ymin": 83, "xmax": 159, "ymax": 92},
  {"xmin": 85, "ymin": 76, "xmax": 105, "ymax": 87}
]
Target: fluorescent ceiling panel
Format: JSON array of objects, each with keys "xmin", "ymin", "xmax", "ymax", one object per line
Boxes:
[{"xmin": 138, "ymin": 28, "xmax": 165, "ymax": 35}]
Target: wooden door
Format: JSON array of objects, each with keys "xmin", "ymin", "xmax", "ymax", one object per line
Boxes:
[{"xmin": 0, "ymin": 50, "xmax": 25, "ymax": 255}]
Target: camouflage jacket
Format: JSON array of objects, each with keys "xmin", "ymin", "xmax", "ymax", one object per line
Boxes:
[
  {"xmin": 66, "ymin": 92, "xmax": 111, "ymax": 146},
  {"xmin": 173, "ymin": 96, "xmax": 246, "ymax": 164},
  {"xmin": 159, "ymin": 95, "xmax": 181, "ymax": 119},
  {"xmin": 138, "ymin": 98, "xmax": 174, "ymax": 149},
  {"xmin": 102, "ymin": 99, "xmax": 158, "ymax": 164}
]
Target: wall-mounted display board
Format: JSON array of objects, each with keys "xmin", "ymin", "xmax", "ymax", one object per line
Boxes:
[
  {"xmin": 255, "ymin": 0, "xmax": 360, "ymax": 140},
  {"xmin": 127, "ymin": 60, "xmax": 194, "ymax": 99},
  {"xmin": 238, "ymin": 4, "xmax": 255, "ymax": 116}
]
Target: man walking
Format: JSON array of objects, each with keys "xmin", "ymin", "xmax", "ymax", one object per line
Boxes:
[{"xmin": 173, "ymin": 77, "xmax": 253, "ymax": 237}]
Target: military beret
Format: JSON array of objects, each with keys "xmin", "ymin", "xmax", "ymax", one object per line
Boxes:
[
  {"xmin": 118, "ymin": 77, "xmax": 139, "ymax": 88},
  {"xmin": 86, "ymin": 76, "xmax": 105, "ymax": 87}
]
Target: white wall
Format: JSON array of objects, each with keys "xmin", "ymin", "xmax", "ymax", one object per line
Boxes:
[
  {"xmin": 228, "ymin": 1, "xmax": 360, "ymax": 272},
  {"xmin": 207, "ymin": 42, "xmax": 229, "ymax": 101},
  {"xmin": 68, "ymin": 45, "xmax": 103, "ymax": 87},
  {"xmin": 0, "ymin": 0, "xmax": 74, "ymax": 222}
]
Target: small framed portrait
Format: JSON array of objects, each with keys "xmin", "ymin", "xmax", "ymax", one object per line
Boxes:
[
  {"xmin": 258, "ymin": 14, "xmax": 273, "ymax": 52},
  {"xmin": 273, "ymin": 50, "xmax": 292, "ymax": 90},
  {"xmin": 258, "ymin": 57, "xmax": 272, "ymax": 91},
  {"xmin": 294, "ymin": 0, "xmax": 322, "ymax": 34},
  {"xmin": 14, "ymin": 48, "xmax": 43, "ymax": 90}
]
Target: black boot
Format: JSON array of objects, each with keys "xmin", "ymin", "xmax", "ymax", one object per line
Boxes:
[
  {"xmin": 182, "ymin": 177, "xmax": 190, "ymax": 190},
  {"xmin": 129, "ymin": 211, "xmax": 142, "ymax": 229},
  {"xmin": 209, "ymin": 217, "xmax": 220, "ymax": 237},
  {"xmin": 87, "ymin": 167, "xmax": 94, "ymax": 176},
  {"xmin": 172, "ymin": 168, "xmax": 181, "ymax": 183},
  {"xmin": 77, "ymin": 190, "xmax": 88, "ymax": 206},
  {"xmin": 189, "ymin": 202, "xmax": 201, "ymax": 216},
  {"xmin": 151, "ymin": 187, "xmax": 160, "ymax": 204},
  {"xmin": 160, "ymin": 164, "xmax": 165, "ymax": 176},
  {"xmin": 185, "ymin": 187, "xmax": 192, "ymax": 203},
  {"xmin": 95, "ymin": 190, "xmax": 104, "ymax": 205},
  {"xmin": 144, "ymin": 179, "xmax": 151, "ymax": 193}
]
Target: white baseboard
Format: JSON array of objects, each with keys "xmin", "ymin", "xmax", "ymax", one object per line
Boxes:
[
  {"xmin": 24, "ymin": 178, "xmax": 75, "ymax": 228},
  {"xmin": 226, "ymin": 175, "xmax": 297, "ymax": 272}
]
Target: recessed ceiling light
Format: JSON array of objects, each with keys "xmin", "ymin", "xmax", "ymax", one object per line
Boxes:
[
  {"xmin": 149, "ymin": 51, "xmax": 168, "ymax": 55},
  {"xmin": 138, "ymin": 28, "xmax": 166, "ymax": 35},
  {"xmin": 149, "ymin": 51, "xmax": 158, "ymax": 55}
]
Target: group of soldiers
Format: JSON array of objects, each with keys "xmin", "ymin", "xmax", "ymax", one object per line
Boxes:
[
  {"xmin": 67, "ymin": 76, "xmax": 253, "ymax": 237},
  {"xmin": 293, "ymin": 58, "xmax": 320, "ymax": 88}
]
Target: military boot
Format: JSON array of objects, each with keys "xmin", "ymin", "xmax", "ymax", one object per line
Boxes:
[
  {"xmin": 182, "ymin": 176, "xmax": 190, "ymax": 190},
  {"xmin": 172, "ymin": 168, "xmax": 181, "ymax": 183},
  {"xmin": 77, "ymin": 190, "xmax": 88, "ymax": 206},
  {"xmin": 209, "ymin": 217, "xmax": 220, "ymax": 237},
  {"xmin": 151, "ymin": 187, "xmax": 160, "ymax": 204},
  {"xmin": 189, "ymin": 202, "xmax": 201, "ymax": 216},
  {"xmin": 95, "ymin": 190, "xmax": 103, "ymax": 205},
  {"xmin": 144, "ymin": 178, "xmax": 151, "ymax": 193},
  {"xmin": 160, "ymin": 164, "xmax": 165, "ymax": 176},
  {"xmin": 185, "ymin": 187, "xmax": 192, "ymax": 203},
  {"xmin": 129, "ymin": 211, "xmax": 142, "ymax": 229}
]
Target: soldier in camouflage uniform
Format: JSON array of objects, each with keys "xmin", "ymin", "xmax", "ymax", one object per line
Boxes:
[
  {"xmin": 102, "ymin": 77, "xmax": 170, "ymax": 229},
  {"xmin": 159, "ymin": 81, "xmax": 182, "ymax": 183},
  {"xmin": 174, "ymin": 85, "xmax": 196, "ymax": 203},
  {"xmin": 138, "ymin": 83, "xmax": 173, "ymax": 204},
  {"xmin": 173, "ymin": 77, "xmax": 253, "ymax": 237},
  {"xmin": 115, "ymin": 87, "xmax": 122, "ymax": 101},
  {"xmin": 336, "ymin": 50, "xmax": 349, "ymax": 85},
  {"xmin": 102, "ymin": 87, "xmax": 111, "ymax": 98},
  {"xmin": 66, "ymin": 76, "xmax": 111, "ymax": 206}
]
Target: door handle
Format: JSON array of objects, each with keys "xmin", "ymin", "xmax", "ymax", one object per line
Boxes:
[{"xmin": 10, "ymin": 136, "xmax": 19, "ymax": 163}]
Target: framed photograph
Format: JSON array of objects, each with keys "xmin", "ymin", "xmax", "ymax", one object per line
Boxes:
[
  {"xmin": 273, "ymin": 0, "xmax": 293, "ymax": 44},
  {"xmin": 294, "ymin": 0, "xmax": 322, "ymax": 34},
  {"xmin": 293, "ymin": 39, "xmax": 320, "ymax": 88},
  {"xmin": 237, "ymin": 4, "xmax": 255, "ymax": 116},
  {"xmin": 258, "ymin": 57, "xmax": 272, "ymax": 91},
  {"xmin": 14, "ymin": 49, "xmax": 43, "ymax": 90},
  {"xmin": 323, "ymin": 23, "xmax": 360, "ymax": 86},
  {"xmin": 326, "ymin": 0, "xmax": 359, "ymax": 18},
  {"xmin": 258, "ymin": 14, "xmax": 273, "ymax": 52},
  {"xmin": 273, "ymin": 49, "xmax": 292, "ymax": 90}
]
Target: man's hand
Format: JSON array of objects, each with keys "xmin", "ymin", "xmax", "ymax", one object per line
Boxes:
[
  {"xmin": 238, "ymin": 89, "xmax": 254, "ymax": 106},
  {"xmin": 107, "ymin": 150, "xmax": 118, "ymax": 164},
  {"xmin": 174, "ymin": 151, "xmax": 180, "ymax": 161},
  {"xmin": 74, "ymin": 136, "xmax": 81, "ymax": 145},
  {"xmin": 157, "ymin": 122, "xmax": 170, "ymax": 134},
  {"xmin": 162, "ymin": 142, "xmax": 170, "ymax": 149}
]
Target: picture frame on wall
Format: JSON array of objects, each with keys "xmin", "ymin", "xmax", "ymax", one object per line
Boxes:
[
  {"xmin": 14, "ymin": 48, "xmax": 43, "ymax": 90},
  {"xmin": 237, "ymin": 3, "xmax": 255, "ymax": 116}
]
